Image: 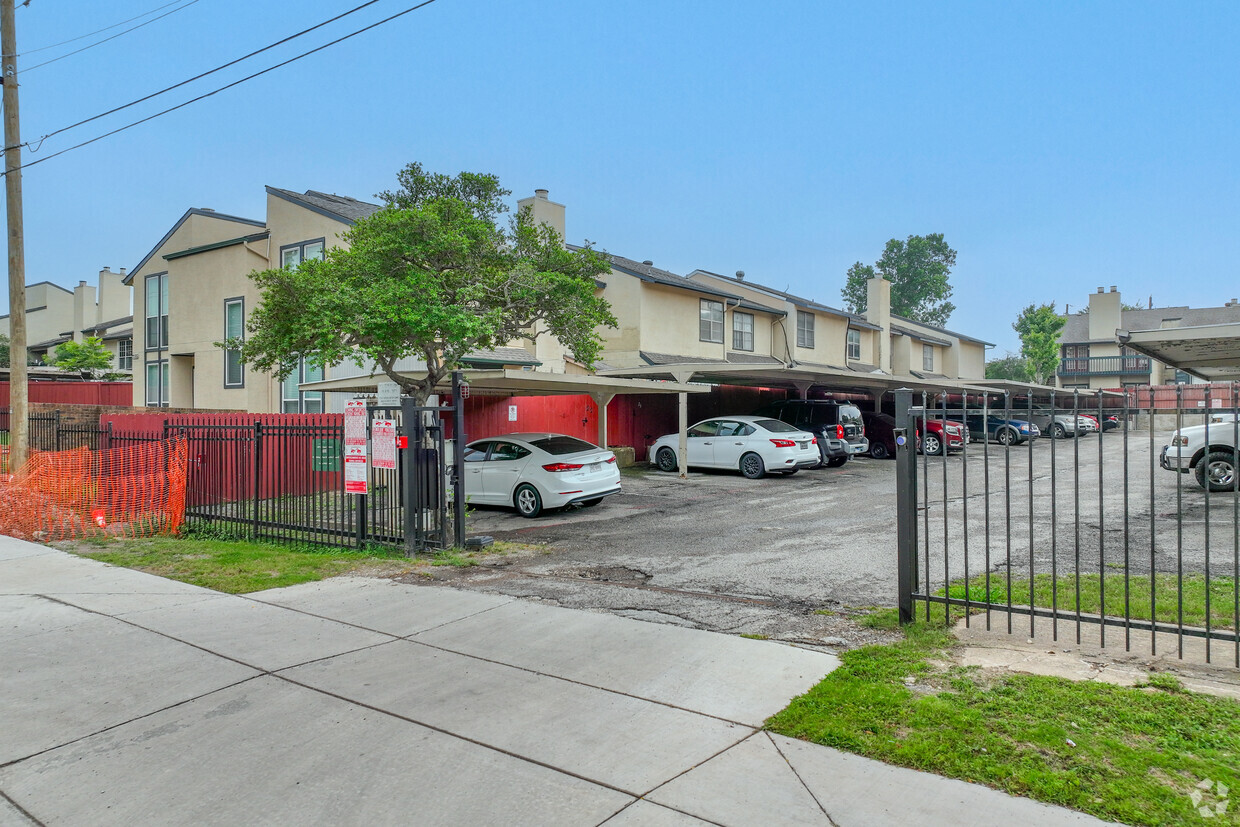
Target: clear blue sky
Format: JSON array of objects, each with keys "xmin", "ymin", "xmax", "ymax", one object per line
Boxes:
[{"xmin": 5, "ymin": 0, "xmax": 1238, "ymax": 356}]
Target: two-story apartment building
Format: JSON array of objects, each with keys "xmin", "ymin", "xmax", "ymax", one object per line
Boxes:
[
  {"xmin": 1, "ymin": 269, "xmax": 133, "ymax": 370},
  {"xmin": 1057, "ymin": 286, "xmax": 1240, "ymax": 390}
]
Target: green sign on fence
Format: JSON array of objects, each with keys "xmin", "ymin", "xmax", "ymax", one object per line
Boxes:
[{"xmin": 311, "ymin": 438, "xmax": 342, "ymax": 472}]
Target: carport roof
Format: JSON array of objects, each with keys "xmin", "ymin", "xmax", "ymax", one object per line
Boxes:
[
  {"xmin": 960, "ymin": 379, "xmax": 1122, "ymax": 399},
  {"xmin": 1118, "ymin": 323, "xmax": 1240, "ymax": 381},
  {"xmin": 600, "ymin": 359, "xmax": 1000, "ymax": 395},
  {"xmin": 298, "ymin": 368, "xmax": 709, "ymax": 397}
]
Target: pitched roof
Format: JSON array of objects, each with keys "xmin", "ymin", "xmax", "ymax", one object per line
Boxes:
[
  {"xmin": 460, "ymin": 347, "xmax": 540, "ymax": 367},
  {"xmin": 689, "ymin": 269, "xmax": 879, "ymax": 328},
  {"xmin": 125, "ymin": 208, "xmax": 266, "ymax": 284},
  {"xmin": 890, "ymin": 314, "xmax": 995, "ymax": 347},
  {"xmin": 1061, "ymin": 304, "xmax": 1240, "ymax": 343},
  {"xmin": 638, "ymin": 350, "xmax": 784, "ymax": 366},
  {"xmin": 587, "ymin": 252, "xmax": 785, "ymax": 315},
  {"xmin": 891, "ymin": 323, "xmax": 951, "ymax": 347},
  {"xmin": 265, "ymin": 187, "xmax": 381, "ymax": 225},
  {"xmin": 82, "ymin": 315, "xmax": 134, "ymax": 334}
]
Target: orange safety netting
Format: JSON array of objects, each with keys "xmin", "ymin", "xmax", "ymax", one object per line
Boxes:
[{"xmin": 0, "ymin": 437, "xmax": 189, "ymax": 542}]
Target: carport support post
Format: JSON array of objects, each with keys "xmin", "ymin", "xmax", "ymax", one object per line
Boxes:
[
  {"xmin": 678, "ymin": 391, "xmax": 688, "ymax": 478},
  {"xmin": 591, "ymin": 392, "xmax": 614, "ymax": 450},
  {"xmin": 894, "ymin": 388, "xmax": 919, "ymax": 624}
]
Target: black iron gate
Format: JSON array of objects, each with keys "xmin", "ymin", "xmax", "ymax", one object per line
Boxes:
[{"xmin": 894, "ymin": 383, "xmax": 1240, "ymax": 665}]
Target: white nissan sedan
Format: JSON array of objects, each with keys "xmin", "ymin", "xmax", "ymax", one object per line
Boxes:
[
  {"xmin": 648, "ymin": 415, "xmax": 819, "ymax": 478},
  {"xmin": 462, "ymin": 434, "xmax": 621, "ymax": 518}
]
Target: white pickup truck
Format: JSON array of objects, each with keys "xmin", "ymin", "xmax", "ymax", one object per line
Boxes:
[{"xmin": 1161, "ymin": 413, "xmax": 1240, "ymax": 492}]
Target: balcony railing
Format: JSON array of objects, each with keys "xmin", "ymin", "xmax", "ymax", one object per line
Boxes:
[{"xmin": 1058, "ymin": 355, "xmax": 1151, "ymax": 376}]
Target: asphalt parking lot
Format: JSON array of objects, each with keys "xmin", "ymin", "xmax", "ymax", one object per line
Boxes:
[{"xmin": 412, "ymin": 427, "xmax": 1238, "ymax": 649}]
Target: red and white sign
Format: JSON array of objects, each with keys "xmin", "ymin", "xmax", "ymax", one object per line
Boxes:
[
  {"xmin": 344, "ymin": 399, "xmax": 369, "ymax": 494},
  {"xmin": 372, "ymin": 419, "xmax": 396, "ymax": 470},
  {"xmin": 459, "ymin": 383, "xmax": 470, "ymax": 399}
]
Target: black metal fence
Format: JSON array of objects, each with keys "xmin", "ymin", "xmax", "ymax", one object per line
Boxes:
[
  {"xmin": 895, "ymin": 383, "xmax": 1240, "ymax": 665},
  {"xmin": 0, "ymin": 408, "xmax": 162, "ymax": 452}
]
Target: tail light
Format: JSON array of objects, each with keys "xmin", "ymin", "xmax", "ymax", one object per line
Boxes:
[
  {"xmin": 542, "ymin": 462, "xmax": 583, "ymax": 472},
  {"xmin": 769, "ymin": 439, "xmax": 796, "ymax": 448},
  {"xmin": 605, "ymin": 456, "xmax": 617, "ymax": 464},
  {"xmin": 811, "ymin": 437, "xmax": 817, "ymax": 445},
  {"xmin": 835, "ymin": 424, "xmax": 845, "ymax": 439}
]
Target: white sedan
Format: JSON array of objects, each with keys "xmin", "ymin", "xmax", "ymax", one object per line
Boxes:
[
  {"xmin": 462, "ymin": 433, "xmax": 621, "ymax": 518},
  {"xmin": 648, "ymin": 415, "xmax": 819, "ymax": 479}
]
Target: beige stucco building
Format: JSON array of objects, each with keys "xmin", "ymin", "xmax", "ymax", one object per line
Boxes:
[
  {"xmin": 1, "ymin": 269, "xmax": 133, "ymax": 371},
  {"xmin": 1057, "ymin": 286, "xmax": 1240, "ymax": 390}
]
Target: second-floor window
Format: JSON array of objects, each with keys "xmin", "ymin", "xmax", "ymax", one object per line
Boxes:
[
  {"xmin": 797, "ymin": 311, "xmax": 815, "ymax": 348},
  {"xmin": 700, "ymin": 299, "xmax": 724, "ymax": 343},
  {"xmin": 117, "ymin": 339, "xmax": 133, "ymax": 371},
  {"xmin": 281, "ymin": 239, "xmax": 326, "ymax": 269},
  {"xmin": 846, "ymin": 329, "xmax": 861, "ymax": 360},
  {"xmin": 732, "ymin": 311, "xmax": 754, "ymax": 352},
  {"xmin": 224, "ymin": 298, "xmax": 244, "ymax": 388},
  {"xmin": 923, "ymin": 344, "xmax": 935, "ymax": 371},
  {"xmin": 145, "ymin": 273, "xmax": 168, "ymax": 350}
]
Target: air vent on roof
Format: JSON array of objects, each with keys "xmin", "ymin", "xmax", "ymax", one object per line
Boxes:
[
  {"xmin": 642, "ymin": 260, "xmax": 653, "ymax": 266},
  {"xmin": 736, "ymin": 270, "xmax": 745, "ymax": 281}
]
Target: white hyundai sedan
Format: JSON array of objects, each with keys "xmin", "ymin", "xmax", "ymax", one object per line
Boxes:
[
  {"xmin": 648, "ymin": 415, "xmax": 819, "ymax": 479},
  {"xmin": 462, "ymin": 434, "xmax": 621, "ymax": 518}
]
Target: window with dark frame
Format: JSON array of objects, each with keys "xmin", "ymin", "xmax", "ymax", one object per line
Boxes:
[
  {"xmin": 281, "ymin": 358, "xmax": 325, "ymax": 413},
  {"xmin": 699, "ymin": 299, "xmax": 724, "ymax": 343},
  {"xmin": 145, "ymin": 360, "xmax": 168, "ymax": 407},
  {"xmin": 224, "ymin": 298, "xmax": 244, "ymax": 388},
  {"xmin": 797, "ymin": 311, "xmax": 815, "ymax": 348},
  {"xmin": 846, "ymin": 328, "xmax": 861, "ymax": 360},
  {"xmin": 280, "ymin": 238, "xmax": 326, "ymax": 270},
  {"xmin": 144, "ymin": 273, "xmax": 168, "ymax": 350},
  {"xmin": 732, "ymin": 311, "xmax": 754, "ymax": 352}
]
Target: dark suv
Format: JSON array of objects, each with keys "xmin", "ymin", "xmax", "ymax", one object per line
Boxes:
[{"xmin": 752, "ymin": 400, "xmax": 869, "ymax": 467}]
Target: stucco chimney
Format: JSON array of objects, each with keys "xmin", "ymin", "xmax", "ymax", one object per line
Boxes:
[
  {"xmin": 1088, "ymin": 285, "xmax": 1123, "ymax": 341},
  {"xmin": 516, "ymin": 189, "xmax": 565, "ymax": 239},
  {"xmin": 97, "ymin": 266, "xmax": 130, "ymax": 322},
  {"xmin": 864, "ymin": 277, "xmax": 893, "ymax": 373},
  {"xmin": 72, "ymin": 280, "xmax": 96, "ymax": 342}
]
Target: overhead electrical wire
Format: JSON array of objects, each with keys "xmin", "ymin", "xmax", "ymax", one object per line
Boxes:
[
  {"xmin": 22, "ymin": 0, "xmax": 195, "ymax": 55},
  {"xmin": 22, "ymin": 0, "xmax": 203, "ymax": 73},
  {"xmin": 6, "ymin": 0, "xmax": 441, "ymax": 175},
  {"xmin": 17, "ymin": 0, "xmax": 387, "ymax": 149}
]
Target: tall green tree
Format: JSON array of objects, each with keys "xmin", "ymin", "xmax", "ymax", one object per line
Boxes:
[
  {"xmin": 0, "ymin": 333, "xmax": 9, "ymax": 368},
  {"xmin": 1012, "ymin": 303, "xmax": 1066, "ymax": 385},
  {"xmin": 230, "ymin": 163, "xmax": 617, "ymax": 405},
  {"xmin": 841, "ymin": 234, "xmax": 957, "ymax": 326},
  {"xmin": 985, "ymin": 352, "xmax": 1031, "ymax": 382},
  {"xmin": 51, "ymin": 336, "xmax": 114, "ymax": 375}
]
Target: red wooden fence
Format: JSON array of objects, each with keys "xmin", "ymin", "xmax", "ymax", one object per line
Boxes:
[{"xmin": 0, "ymin": 380, "xmax": 132, "ymax": 406}]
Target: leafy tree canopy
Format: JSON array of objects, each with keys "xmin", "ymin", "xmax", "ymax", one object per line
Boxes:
[
  {"xmin": 985, "ymin": 352, "xmax": 1031, "ymax": 382},
  {"xmin": 1012, "ymin": 303, "xmax": 1066, "ymax": 385},
  {"xmin": 51, "ymin": 336, "xmax": 113, "ymax": 375},
  {"xmin": 841, "ymin": 234, "xmax": 957, "ymax": 327},
  {"xmin": 0, "ymin": 333, "xmax": 8, "ymax": 368},
  {"xmin": 230, "ymin": 163, "xmax": 617, "ymax": 404}
]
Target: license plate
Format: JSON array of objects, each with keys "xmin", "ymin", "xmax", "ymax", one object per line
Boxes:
[
  {"xmin": 589, "ymin": 462, "xmax": 601, "ymax": 471},
  {"xmin": 797, "ymin": 441, "xmax": 809, "ymax": 448}
]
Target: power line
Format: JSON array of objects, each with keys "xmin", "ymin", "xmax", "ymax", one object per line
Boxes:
[
  {"xmin": 21, "ymin": 0, "xmax": 202, "ymax": 73},
  {"xmin": 23, "ymin": 0, "xmax": 191, "ymax": 55},
  {"xmin": 8, "ymin": 0, "xmax": 441, "ymax": 174},
  {"xmin": 19, "ymin": 0, "xmax": 385, "ymax": 148}
]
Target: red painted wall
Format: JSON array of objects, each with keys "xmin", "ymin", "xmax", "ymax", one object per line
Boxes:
[{"xmin": 0, "ymin": 381, "xmax": 132, "ymax": 406}]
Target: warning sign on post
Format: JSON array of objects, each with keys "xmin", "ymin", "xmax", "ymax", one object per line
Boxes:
[
  {"xmin": 344, "ymin": 400, "xmax": 369, "ymax": 494},
  {"xmin": 372, "ymin": 419, "xmax": 396, "ymax": 470}
]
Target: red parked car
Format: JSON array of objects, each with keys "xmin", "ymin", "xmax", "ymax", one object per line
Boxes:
[{"xmin": 861, "ymin": 411, "xmax": 966, "ymax": 458}]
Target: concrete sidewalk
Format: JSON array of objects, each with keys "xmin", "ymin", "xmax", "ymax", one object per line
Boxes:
[{"xmin": 0, "ymin": 538, "xmax": 1106, "ymax": 826}]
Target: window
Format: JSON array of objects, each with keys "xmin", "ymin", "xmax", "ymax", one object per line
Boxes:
[
  {"xmin": 281, "ymin": 358, "xmax": 325, "ymax": 413},
  {"xmin": 923, "ymin": 344, "xmax": 935, "ymax": 371},
  {"xmin": 489, "ymin": 442, "xmax": 531, "ymax": 461},
  {"xmin": 796, "ymin": 311, "xmax": 815, "ymax": 349},
  {"xmin": 464, "ymin": 444, "xmax": 490, "ymax": 462},
  {"xmin": 145, "ymin": 360, "xmax": 168, "ymax": 407},
  {"xmin": 687, "ymin": 421, "xmax": 720, "ymax": 438},
  {"xmin": 117, "ymin": 339, "xmax": 133, "ymax": 371},
  {"xmin": 846, "ymin": 329, "xmax": 861, "ymax": 360},
  {"xmin": 224, "ymin": 298, "xmax": 244, "ymax": 388},
  {"xmin": 732, "ymin": 311, "xmax": 754, "ymax": 352},
  {"xmin": 280, "ymin": 239, "xmax": 326, "ymax": 269},
  {"xmin": 144, "ymin": 273, "xmax": 168, "ymax": 350},
  {"xmin": 699, "ymin": 299, "xmax": 724, "ymax": 343}
]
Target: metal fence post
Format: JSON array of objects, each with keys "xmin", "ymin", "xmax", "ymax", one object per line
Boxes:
[
  {"xmin": 252, "ymin": 422, "xmax": 262, "ymax": 541},
  {"xmin": 894, "ymin": 387, "xmax": 919, "ymax": 624},
  {"xmin": 451, "ymin": 370, "xmax": 467, "ymax": 548},
  {"xmin": 401, "ymin": 396, "xmax": 417, "ymax": 556}
]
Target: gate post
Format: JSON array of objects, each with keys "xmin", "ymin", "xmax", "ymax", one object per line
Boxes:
[
  {"xmin": 400, "ymin": 396, "xmax": 417, "ymax": 557},
  {"xmin": 451, "ymin": 370, "xmax": 467, "ymax": 548},
  {"xmin": 894, "ymin": 388, "xmax": 919, "ymax": 624}
]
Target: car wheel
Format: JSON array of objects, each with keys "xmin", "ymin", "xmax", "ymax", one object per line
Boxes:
[
  {"xmin": 1052, "ymin": 423, "xmax": 1066, "ymax": 439},
  {"xmin": 922, "ymin": 434, "xmax": 943, "ymax": 456},
  {"xmin": 825, "ymin": 456, "xmax": 849, "ymax": 468},
  {"xmin": 996, "ymin": 428, "xmax": 1015, "ymax": 446},
  {"xmin": 655, "ymin": 447, "xmax": 678, "ymax": 473},
  {"xmin": 869, "ymin": 441, "xmax": 890, "ymax": 460},
  {"xmin": 1196, "ymin": 450, "xmax": 1239, "ymax": 493},
  {"xmin": 739, "ymin": 452, "xmax": 766, "ymax": 479},
  {"xmin": 513, "ymin": 483, "xmax": 543, "ymax": 518},
  {"xmin": 579, "ymin": 497, "xmax": 604, "ymax": 507}
]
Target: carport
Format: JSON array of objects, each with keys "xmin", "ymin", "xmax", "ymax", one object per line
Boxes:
[
  {"xmin": 1118, "ymin": 323, "xmax": 1240, "ymax": 381},
  {"xmin": 299, "ymin": 368, "xmax": 710, "ymax": 474}
]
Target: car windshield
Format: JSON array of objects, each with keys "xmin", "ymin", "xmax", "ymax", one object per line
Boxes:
[
  {"xmin": 755, "ymin": 418, "xmax": 798, "ymax": 433},
  {"xmin": 528, "ymin": 435, "xmax": 599, "ymax": 455}
]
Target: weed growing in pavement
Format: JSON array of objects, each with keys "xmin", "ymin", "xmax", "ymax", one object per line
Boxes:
[{"xmin": 740, "ymin": 633, "xmax": 769, "ymax": 640}]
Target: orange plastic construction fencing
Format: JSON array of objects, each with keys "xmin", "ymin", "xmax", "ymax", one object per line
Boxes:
[{"xmin": 0, "ymin": 437, "xmax": 189, "ymax": 542}]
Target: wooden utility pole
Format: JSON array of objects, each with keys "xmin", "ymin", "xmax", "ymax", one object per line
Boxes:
[{"xmin": 2, "ymin": 0, "xmax": 26, "ymax": 472}]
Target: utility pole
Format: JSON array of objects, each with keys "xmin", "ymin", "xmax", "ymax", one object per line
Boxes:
[{"xmin": 2, "ymin": 0, "xmax": 26, "ymax": 472}]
